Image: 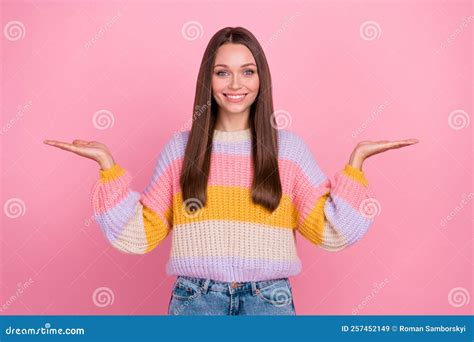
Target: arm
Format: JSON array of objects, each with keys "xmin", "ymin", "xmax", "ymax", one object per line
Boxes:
[
  {"xmin": 292, "ymin": 136, "xmax": 378, "ymax": 252},
  {"xmin": 91, "ymin": 139, "xmax": 174, "ymax": 254}
]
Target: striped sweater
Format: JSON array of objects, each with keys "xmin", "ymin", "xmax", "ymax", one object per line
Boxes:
[{"xmin": 91, "ymin": 128, "xmax": 377, "ymax": 282}]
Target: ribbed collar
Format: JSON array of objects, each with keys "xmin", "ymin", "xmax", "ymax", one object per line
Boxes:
[{"xmin": 213, "ymin": 128, "xmax": 252, "ymax": 143}]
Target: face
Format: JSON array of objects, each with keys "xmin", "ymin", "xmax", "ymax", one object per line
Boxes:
[{"xmin": 212, "ymin": 43, "xmax": 260, "ymax": 116}]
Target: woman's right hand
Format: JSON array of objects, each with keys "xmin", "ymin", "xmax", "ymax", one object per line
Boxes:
[{"xmin": 43, "ymin": 139, "xmax": 116, "ymax": 170}]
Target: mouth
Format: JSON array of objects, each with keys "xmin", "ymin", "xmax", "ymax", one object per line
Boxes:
[{"xmin": 223, "ymin": 93, "xmax": 248, "ymax": 103}]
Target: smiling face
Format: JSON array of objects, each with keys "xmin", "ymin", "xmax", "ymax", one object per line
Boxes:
[{"xmin": 212, "ymin": 43, "xmax": 260, "ymax": 118}]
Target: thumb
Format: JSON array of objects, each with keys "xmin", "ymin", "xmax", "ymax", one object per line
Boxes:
[{"xmin": 72, "ymin": 139, "xmax": 90, "ymax": 145}]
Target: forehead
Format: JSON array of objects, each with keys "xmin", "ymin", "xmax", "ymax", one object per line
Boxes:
[{"xmin": 214, "ymin": 43, "xmax": 256, "ymax": 67}]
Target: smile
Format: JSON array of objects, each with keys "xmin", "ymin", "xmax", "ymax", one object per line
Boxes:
[{"xmin": 224, "ymin": 93, "xmax": 247, "ymax": 103}]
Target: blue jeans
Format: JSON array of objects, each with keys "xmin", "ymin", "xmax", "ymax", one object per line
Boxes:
[{"xmin": 168, "ymin": 275, "xmax": 296, "ymax": 315}]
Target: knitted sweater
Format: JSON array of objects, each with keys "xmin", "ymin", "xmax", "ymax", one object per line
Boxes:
[{"xmin": 91, "ymin": 128, "xmax": 377, "ymax": 282}]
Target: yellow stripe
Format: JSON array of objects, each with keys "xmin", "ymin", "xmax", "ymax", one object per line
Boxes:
[
  {"xmin": 99, "ymin": 163, "xmax": 125, "ymax": 182},
  {"xmin": 173, "ymin": 186, "xmax": 297, "ymax": 229},
  {"xmin": 298, "ymin": 194, "xmax": 329, "ymax": 245},
  {"xmin": 143, "ymin": 206, "xmax": 172, "ymax": 253},
  {"xmin": 343, "ymin": 164, "xmax": 368, "ymax": 186}
]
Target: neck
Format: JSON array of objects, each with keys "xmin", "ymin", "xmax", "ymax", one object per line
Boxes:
[
  {"xmin": 212, "ymin": 127, "xmax": 251, "ymax": 143},
  {"xmin": 214, "ymin": 109, "xmax": 250, "ymax": 132}
]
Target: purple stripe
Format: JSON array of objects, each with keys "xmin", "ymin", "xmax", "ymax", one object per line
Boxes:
[
  {"xmin": 166, "ymin": 256, "xmax": 302, "ymax": 282},
  {"xmin": 95, "ymin": 191, "xmax": 141, "ymax": 243},
  {"xmin": 161, "ymin": 130, "xmax": 326, "ymax": 187},
  {"xmin": 325, "ymin": 194, "xmax": 373, "ymax": 244}
]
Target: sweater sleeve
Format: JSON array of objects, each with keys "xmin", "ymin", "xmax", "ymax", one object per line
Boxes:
[
  {"xmin": 291, "ymin": 136, "xmax": 378, "ymax": 252},
  {"xmin": 90, "ymin": 139, "xmax": 174, "ymax": 254}
]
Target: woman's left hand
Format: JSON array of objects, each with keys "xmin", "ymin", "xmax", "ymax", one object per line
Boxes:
[{"xmin": 349, "ymin": 138, "xmax": 420, "ymax": 170}]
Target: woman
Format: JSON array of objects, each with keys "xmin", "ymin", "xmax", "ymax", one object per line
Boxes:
[{"xmin": 44, "ymin": 26, "xmax": 419, "ymax": 315}]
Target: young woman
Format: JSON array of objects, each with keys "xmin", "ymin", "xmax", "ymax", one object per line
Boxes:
[{"xmin": 44, "ymin": 26, "xmax": 418, "ymax": 315}]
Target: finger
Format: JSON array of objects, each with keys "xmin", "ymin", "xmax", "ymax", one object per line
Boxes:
[
  {"xmin": 385, "ymin": 140, "xmax": 419, "ymax": 149},
  {"xmin": 394, "ymin": 139, "xmax": 419, "ymax": 145},
  {"xmin": 406, "ymin": 138, "xmax": 419, "ymax": 144},
  {"xmin": 44, "ymin": 140, "xmax": 81, "ymax": 153},
  {"xmin": 72, "ymin": 139, "xmax": 90, "ymax": 145},
  {"xmin": 44, "ymin": 139, "xmax": 65, "ymax": 146}
]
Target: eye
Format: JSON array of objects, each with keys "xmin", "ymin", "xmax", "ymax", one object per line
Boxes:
[
  {"xmin": 215, "ymin": 71, "xmax": 229, "ymax": 77},
  {"xmin": 244, "ymin": 69, "xmax": 255, "ymax": 75}
]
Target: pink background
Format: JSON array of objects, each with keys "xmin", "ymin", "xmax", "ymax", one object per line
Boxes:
[{"xmin": 1, "ymin": 0, "xmax": 472, "ymax": 315}]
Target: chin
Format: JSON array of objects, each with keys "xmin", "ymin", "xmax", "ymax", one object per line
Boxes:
[{"xmin": 224, "ymin": 105, "xmax": 252, "ymax": 114}]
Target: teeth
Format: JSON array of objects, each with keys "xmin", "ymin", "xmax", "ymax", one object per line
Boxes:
[{"xmin": 226, "ymin": 94, "xmax": 246, "ymax": 99}]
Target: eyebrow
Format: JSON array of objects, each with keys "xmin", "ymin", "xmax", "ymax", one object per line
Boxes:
[{"xmin": 213, "ymin": 63, "xmax": 257, "ymax": 68}]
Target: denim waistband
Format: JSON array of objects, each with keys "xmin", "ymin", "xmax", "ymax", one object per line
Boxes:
[{"xmin": 175, "ymin": 275, "xmax": 290, "ymax": 295}]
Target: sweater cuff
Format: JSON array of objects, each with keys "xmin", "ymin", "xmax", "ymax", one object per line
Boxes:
[
  {"xmin": 99, "ymin": 163, "xmax": 125, "ymax": 182},
  {"xmin": 343, "ymin": 164, "xmax": 368, "ymax": 187}
]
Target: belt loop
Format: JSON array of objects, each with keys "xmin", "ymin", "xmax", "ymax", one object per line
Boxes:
[
  {"xmin": 201, "ymin": 278, "xmax": 210, "ymax": 294},
  {"xmin": 251, "ymin": 281, "xmax": 258, "ymax": 296}
]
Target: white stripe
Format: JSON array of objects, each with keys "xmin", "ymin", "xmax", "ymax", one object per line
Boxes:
[{"xmin": 170, "ymin": 220, "xmax": 299, "ymax": 261}]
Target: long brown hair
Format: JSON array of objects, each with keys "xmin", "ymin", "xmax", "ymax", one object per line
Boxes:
[{"xmin": 180, "ymin": 26, "xmax": 282, "ymax": 213}]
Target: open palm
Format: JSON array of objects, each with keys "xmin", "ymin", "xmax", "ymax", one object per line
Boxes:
[
  {"xmin": 356, "ymin": 139, "xmax": 419, "ymax": 159},
  {"xmin": 43, "ymin": 139, "xmax": 115, "ymax": 168}
]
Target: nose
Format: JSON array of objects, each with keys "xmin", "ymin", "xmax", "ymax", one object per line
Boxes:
[{"xmin": 229, "ymin": 74, "xmax": 242, "ymax": 90}]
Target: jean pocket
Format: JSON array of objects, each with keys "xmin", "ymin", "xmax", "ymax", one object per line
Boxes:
[
  {"xmin": 256, "ymin": 279, "xmax": 293, "ymax": 307},
  {"xmin": 171, "ymin": 277, "xmax": 203, "ymax": 301}
]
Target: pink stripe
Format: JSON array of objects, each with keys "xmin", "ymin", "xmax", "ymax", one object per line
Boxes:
[
  {"xmin": 92, "ymin": 171, "xmax": 133, "ymax": 214},
  {"xmin": 141, "ymin": 175, "xmax": 173, "ymax": 215},
  {"xmin": 331, "ymin": 173, "xmax": 368, "ymax": 208},
  {"xmin": 293, "ymin": 169, "xmax": 366, "ymax": 224},
  {"xmin": 293, "ymin": 178, "xmax": 329, "ymax": 224},
  {"xmin": 151, "ymin": 155, "xmax": 298, "ymax": 196}
]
